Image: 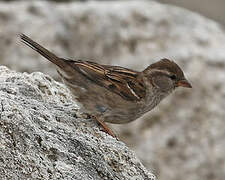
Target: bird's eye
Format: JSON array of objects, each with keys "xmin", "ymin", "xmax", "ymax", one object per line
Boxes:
[{"xmin": 170, "ymin": 74, "xmax": 177, "ymax": 80}]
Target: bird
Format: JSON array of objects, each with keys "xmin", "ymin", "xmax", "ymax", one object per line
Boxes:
[{"xmin": 20, "ymin": 34, "xmax": 192, "ymax": 138}]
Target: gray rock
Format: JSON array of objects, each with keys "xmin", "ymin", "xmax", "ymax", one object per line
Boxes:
[
  {"xmin": 158, "ymin": 0, "xmax": 225, "ymax": 26},
  {"xmin": 1, "ymin": 1, "xmax": 225, "ymax": 180},
  {"xmin": 0, "ymin": 66, "xmax": 155, "ymax": 180}
]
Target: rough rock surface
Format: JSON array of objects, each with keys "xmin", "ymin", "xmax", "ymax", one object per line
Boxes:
[
  {"xmin": 0, "ymin": 66, "xmax": 155, "ymax": 180},
  {"xmin": 1, "ymin": 1, "xmax": 225, "ymax": 180}
]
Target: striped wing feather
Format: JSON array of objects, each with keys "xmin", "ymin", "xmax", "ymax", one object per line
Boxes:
[
  {"xmin": 71, "ymin": 60, "xmax": 146, "ymax": 101},
  {"xmin": 19, "ymin": 34, "xmax": 146, "ymax": 101}
]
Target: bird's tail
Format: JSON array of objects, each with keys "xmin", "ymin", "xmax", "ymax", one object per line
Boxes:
[{"xmin": 20, "ymin": 34, "xmax": 67, "ymax": 69}]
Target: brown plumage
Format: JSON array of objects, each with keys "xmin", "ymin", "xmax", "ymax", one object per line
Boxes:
[{"xmin": 20, "ymin": 34, "xmax": 191, "ymax": 137}]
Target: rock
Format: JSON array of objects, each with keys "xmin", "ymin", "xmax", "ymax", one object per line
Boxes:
[
  {"xmin": 0, "ymin": 66, "xmax": 155, "ymax": 180},
  {"xmin": 158, "ymin": 0, "xmax": 225, "ymax": 26},
  {"xmin": 1, "ymin": 1, "xmax": 225, "ymax": 180}
]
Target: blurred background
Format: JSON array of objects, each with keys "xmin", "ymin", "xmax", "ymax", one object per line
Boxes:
[
  {"xmin": 0, "ymin": 0, "xmax": 225, "ymax": 180},
  {"xmin": 159, "ymin": 0, "xmax": 225, "ymax": 25}
]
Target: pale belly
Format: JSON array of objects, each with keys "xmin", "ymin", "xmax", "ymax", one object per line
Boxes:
[
  {"xmin": 65, "ymin": 80, "xmax": 165, "ymax": 124},
  {"xmin": 60, "ymin": 69, "xmax": 167, "ymax": 124}
]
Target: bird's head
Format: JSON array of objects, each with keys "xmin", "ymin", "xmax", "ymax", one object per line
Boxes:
[{"xmin": 143, "ymin": 58, "xmax": 192, "ymax": 93}]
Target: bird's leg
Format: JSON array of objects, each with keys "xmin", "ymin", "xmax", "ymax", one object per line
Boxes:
[{"xmin": 92, "ymin": 116, "xmax": 117, "ymax": 138}]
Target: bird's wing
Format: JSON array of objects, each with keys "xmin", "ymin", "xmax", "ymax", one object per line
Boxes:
[{"xmin": 70, "ymin": 60, "xmax": 146, "ymax": 101}]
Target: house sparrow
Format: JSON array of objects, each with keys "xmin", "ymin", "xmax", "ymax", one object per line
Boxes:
[{"xmin": 20, "ymin": 34, "xmax": 192, "ymax": 137}]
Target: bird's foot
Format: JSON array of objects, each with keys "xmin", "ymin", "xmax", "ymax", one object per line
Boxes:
[{"xmin": 91, "ymin": 115, "xmax": 118, "ymax": 140}]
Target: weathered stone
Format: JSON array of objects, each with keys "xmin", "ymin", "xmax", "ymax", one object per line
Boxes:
[{"xmin": 0, "ymin": 66, "xmax": 155, "ymax": 180}]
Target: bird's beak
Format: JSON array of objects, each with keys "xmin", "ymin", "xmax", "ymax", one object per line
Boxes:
[{"xmin": 177, "ymin": 79, "xmax": 192, "ymax": 88}]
